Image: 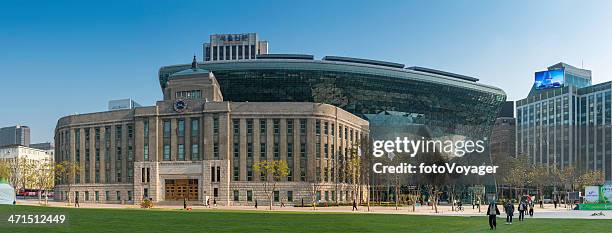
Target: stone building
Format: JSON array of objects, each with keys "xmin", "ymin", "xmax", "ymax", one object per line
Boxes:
[{"xmin": 54, "ymin": 57, "xmax": 369, "ymax": 205}]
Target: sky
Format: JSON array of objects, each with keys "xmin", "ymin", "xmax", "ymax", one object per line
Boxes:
[{"xmin": 1, "ymin": 0, "xmax": 612, "ymax": 143}]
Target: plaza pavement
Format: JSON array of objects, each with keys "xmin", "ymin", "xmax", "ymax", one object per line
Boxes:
[{"xmin": 16, "ymin": 199, "xmax": 612, "ymax": 219}]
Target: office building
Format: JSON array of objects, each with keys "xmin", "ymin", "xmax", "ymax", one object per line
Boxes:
[
  {"xmin": 0, "ymin": 125, "xmax": 30, "ymax": 147},
  {"xmin": 204, "ymin": 33, "xmax": 268, "ymax": 62},
  {"xmin": 517, "ymin": 62, "xmax": 612, "ymax": 180}
]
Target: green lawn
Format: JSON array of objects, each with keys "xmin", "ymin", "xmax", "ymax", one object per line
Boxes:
[{"xmin": 0, "ymin": 205, "xmax": 610, "ymax": 233}]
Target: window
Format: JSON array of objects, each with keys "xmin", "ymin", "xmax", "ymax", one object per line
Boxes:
[
  {"xmin": 233, "ymin": 119, "xmax": 240, "ymax": 135},
  {"xmin": 214, "ymin": 188, "xmax": 219, "ymax": 197},
  {"xmin": 213, "ymin": 143, "xmax": 219, "ymax": 159},
  {"xmin": 287, "ymin": 191, "xmax": 293, "ymax": 202},
  {"xmin": 128, "ymin": 191, "xmax": 132, "ymax": 201},
  {"xmin": 191, "ymin": 119, "xmax": 199, "ymax": 134},
  {"xmin": 116, "ymin": 191, "xmax": 121, "ymax": 201},
  {"xmin": 247, "ymin": 190, "xmax": 253, "ymax": 201},
  {"xmin": 143, "ymin": 144, "xmax": 149, "ymax": 161},
  {"xmin": 175, "ymin": 90, "xmax": 202, "ymax": 99},
  {"xmin": 247, "ymin": 119, "xmax": 253, "ymax": 135},
  {"xmin": 247, "ymin": 143, "xmax": 253, "ymax": 158},
  {"xmin": 143, "ymin": 120, "xmax": 149, "ymax": 137},
  {"xmin": 287, "ymin": 143, "xmax": 293, "ymax": 158},
  {"xmin": 274, "ymin": 143, "xmax": 279, "ymax": 159},
  {"xmin": 213, "ymin": 116, "xmax": 219, "ymax": 134},
  {"xmin": 233, "ymin": 143, "xmax": 240, "ymax": 158},
  {"xmin": 273, "ymin": 119, "xmax": 280, "ymax": 134},
  {"xmin": 178, "ymin": 119, "xmax": 185, "ymax": 137},
  {"xmin": 287, "ymin": 120, "xmax": 293, "ymax": 135},
  {"xmin": 300, "ymin": 143, "xmax": 306, "ymax": 158},
  {"xmin": 316, "ymin": 120, "xmax": 321, "ymax": 135},
  {"xmin": 324, "ymin": 122, "xmax": 328, "ymax": 135},
  {"xmin": 85, "ymin": 191, "xmax": 90, "ymax": 201},
  {"xmin": 300, "ymin": 119, "xmax": 306, "ymax": 135},
  {"xmin": 260, "ymin": 143, "xmax": 266, "ymax": 159},
  {"xmin": 274, "ymin": 191, "xmax": 279, "ymax": 202},
  {"xmin": 178, "ymin": 144, "xmax": 185, "ymax": 160},
  {"xmin": 233, "ymin": 166, "xmax": 239, "ymax": 181},
  {"xmin": 163, "ymin": 145, "xmax": 170, "ymax": 161},
  {"xmin": 216, "ymin": 166, "xmax": 221, "ymax": 182},
  {"xmin": 163, "ymin": 121, "xmax": 171, "ymax": 138},
  {"xmin": 247, "ymin": 167, "xmax": 253, "ymax": 181},
  {"xmin": 105, "ymin": 191, "xmax": 110, "ymax": 201},
  {"xmin": 191, "ymin": 144, "xmax": 199, "ymax": 160},
  {"xmin": 233, "ymin": 190, "xmax": 239, "ymax": 201},
  {"xmin": 95, "ymin": 191, "xmax": 99, "ymax": 202},
  {"xmin": 260, "ymin": 120, "xmax": 266, "ymax": 135}
]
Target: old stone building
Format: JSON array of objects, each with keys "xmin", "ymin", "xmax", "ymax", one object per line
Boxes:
[{"xmin": 54, "ymin": 57, "xmax": 369, "ymax": 206}]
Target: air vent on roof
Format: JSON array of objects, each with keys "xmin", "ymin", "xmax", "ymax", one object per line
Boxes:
[
  {"xmin": 256, "ymin": 54, "xmax": 314, "ymax": 60},
  {"xmin": 322, "ymin": 56, "xmax": 405, "ymax": 69},
  {"xmin": 406, "ymin": 66, "xmax": 479, "ymax": 82}
]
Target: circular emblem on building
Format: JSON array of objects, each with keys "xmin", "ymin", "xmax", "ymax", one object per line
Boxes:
[{"xmin": 174, "ymin": 99, "xmax": 187, "ymax": 112}]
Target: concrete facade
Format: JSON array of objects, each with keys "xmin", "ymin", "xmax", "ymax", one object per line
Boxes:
[{"xmin": 54, "ymin": 63, "xmax": 369, "ymax": 206}]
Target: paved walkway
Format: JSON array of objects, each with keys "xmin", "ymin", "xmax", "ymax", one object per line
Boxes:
[{"xmin": 16, "ymin": 199, "xmax": 612, "ymax": 219}]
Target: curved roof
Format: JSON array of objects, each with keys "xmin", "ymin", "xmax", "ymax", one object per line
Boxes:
[{"xmin": 159, "ymin": 58, "xmax": 505, "ymax": 97}]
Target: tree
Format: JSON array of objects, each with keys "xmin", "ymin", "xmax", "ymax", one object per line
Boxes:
[
  {"xmin": 34, "ymin": 159, "xmax": 55, "ymax": 204},
  {"xmin": 54, "ymin": 160, "xmax": 81, "ymax": 204},
  {"xmin": 0, "ymin": 159, "xmax": 11, "ymax": 182},
  {"xmin": 576, "ymin": 170, "xmax": 605, "ymax": 191},
  {"xmin": 17, "ymin": 158, "xmax": 37, "ymax": 193},
  {"xmin": 253, "ymin": 160, "xmax": 289, "ymax": 210}
]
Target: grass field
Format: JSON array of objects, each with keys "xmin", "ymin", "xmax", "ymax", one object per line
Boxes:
[{"xmin": 0, "ymin": 205, "xmax": 610, "ymax": 233}]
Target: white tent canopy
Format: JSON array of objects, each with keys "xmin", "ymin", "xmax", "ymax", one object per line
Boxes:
[{"xmin": 0, "ymin": 183, "xmax": 16, "ymax": 205}]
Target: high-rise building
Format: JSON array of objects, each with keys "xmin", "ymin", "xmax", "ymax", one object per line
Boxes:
[
  {"xmin": 491, "ymin": 101, "xmax": 516, "ymax": 159},
  {"xmin": 203, "ymin": 33, "xmax": 268, "ymax": 62},
  {"xmin": 516, "ymin": 62, "xmax": 612, "ymax": 180},
  {"xmin": 0, "ymin": 125, "xmax": 30, "ymax": 147}
]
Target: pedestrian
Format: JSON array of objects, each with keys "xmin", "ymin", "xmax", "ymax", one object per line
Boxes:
[
  {"xmin": 352, "ymin": 199, "xmax": 358, "ymax": 211},
  {"xmin": 213, "ymin": 198, "xmax": 217, "ymax": 207},
  {"xmin": 301, "ymin": 198, "xmax": 304, "ymax": 207},
  {"xmin": 206, "ymin": 198, "xmax": 210, "ymax": 208},
  {"xmin": 539, "ymin": 199, "xmax": 543, "ymax": 208},
  {"xmin": 504, "ymin": 201, "xmax": 514, "ymax": 224},
  {"xmin": 255, "ymin": 200, "xmax": 258, "ymax": 209},
  {"xmin": 486, "ymin": 201, "xmax": 500, "ymax": 230},
  {"xmin": 529, "ymin": 202, "xmax": 534, "ymax": 217},
  {"xmin": 74, "ymin": 194, "xmax": 80, "ymax": 208},
  {"xmin": 281, "ymin": 200, "xmax": 285, "ymax": 208},
  {"xmin": 518, "ymin": 201, "xmax": 526, "ymax": 221},
  {"xmin": 183, "ymin": 197, "xmax": 187, "ymax": 210},
  {"xmin": 554, "ymin": 199, "xmax": 557, "ymax": 209}
]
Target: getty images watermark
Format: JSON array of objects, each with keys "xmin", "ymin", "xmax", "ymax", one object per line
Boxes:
[{"xmin": 371, "ymin": 137, "xmax": 499, "ymax": 175}]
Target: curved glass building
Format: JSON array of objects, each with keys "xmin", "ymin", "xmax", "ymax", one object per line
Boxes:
[{"xmin": 160, "ymin": 56, "xmax": 506, "ymax": 141}]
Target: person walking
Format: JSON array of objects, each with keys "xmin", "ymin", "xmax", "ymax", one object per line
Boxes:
[
  {"xmin": 487, "ymin": 201, "xmax": 500, "ymax": 230},
  {"xmin": 206, "ymin": 198, "xmax": 210, "ymax": 208},
  {"xmin": 518, "ymin": 201, "xmax": 526, "ymax": 221},
  {"xmin": 183, "ymin": 197, "xmax": 187, "ymax": 210},
  {"xmin": 255, "ymin": 200, "xmax": 258, "ymax": 209},
  {"xmin": 504, "ymin": 201, "xmax": 514, "ymax": 224},
  {"xmin": 74, "ymin": 194, "xmax": 80, "ymax": 208},
  {"xmin": 352, "ymin": 199, "xmax": 358, "ymax": 211},
  {"xmin": 281, "ymin": 200, "xmax": 285, "ymax": 208},
  {"xmin": 529, "ymin": 202, "xmax": 534, "ymax": 217},
  {"xmin": 213, "ymin": 198, "xmax": 217, "ymax": 207}
]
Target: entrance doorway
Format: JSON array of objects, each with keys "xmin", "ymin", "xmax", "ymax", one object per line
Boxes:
[{"xmin": 165, "ymin": 179, "xmax": 198, "ymax": 201}]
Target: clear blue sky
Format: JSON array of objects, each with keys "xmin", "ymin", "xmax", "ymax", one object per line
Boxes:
[{"xmin": 1, "ymin": 0, "xmax": 611, "ymax": 143}]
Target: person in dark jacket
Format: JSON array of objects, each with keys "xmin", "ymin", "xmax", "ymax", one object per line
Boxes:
[
  {"xmin": 183, "ymin": 197, "xmax": 187, "ymax": 210},
  {"xmin": 518, "ymin": 201, "xmax": 527, "ymax": 221},
  {"xmin": 487, "ymin": 201, "xmax": 500, "ymax": 230},
  {"xmin": 504, "ymin": 201, "xmax": 514, "ymax": 224},
  {"xmin": 529, "ymin": 202, "xmax": 534, "ymax": 217}
]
